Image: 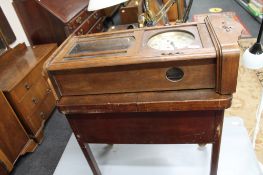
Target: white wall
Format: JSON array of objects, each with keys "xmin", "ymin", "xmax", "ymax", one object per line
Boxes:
[{"xmin": 0, "ymin": 0, "xmax": 30, "ymax": 46}]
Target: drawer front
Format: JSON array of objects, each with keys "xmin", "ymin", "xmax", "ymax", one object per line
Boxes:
[
  {"xmin": 67, "ymin": 10, "xmax": 91, "ymax": 33},
  {"xmin": 10, "ymin": 58, "xmax": 46, "ymax": 102},
  {"xmin": 75, "ymin": 11, "xmax": 103, "ymax": 36},
  {"xmin": 88, "ymin": 17, "xmax": 104, "ymax": 34},
  {"xmin": 24, "ymin": 106, "xmax": 44, "ymax": 136},
  {"xmin": 68, "ymin": 111, "xmax": 217, "ymax": 144},
  {"xmin": 23, "ymin": 84, "xmax": 55, "ymax": 135},
  {"xmin": 14, "ymin": 77, "xmax": 51, "ymax": 118},
  {"xmin": 38, "ymin": 90, "xmax": 56, "ymax": 121},
  {"xmin": 54, "ymin": 62, "xmax": 216, "ymax": 96}
]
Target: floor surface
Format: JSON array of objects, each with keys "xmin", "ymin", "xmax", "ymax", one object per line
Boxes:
[{"xmin": 10, "ymin": 0, "xmax": 263, "ymax": 175}]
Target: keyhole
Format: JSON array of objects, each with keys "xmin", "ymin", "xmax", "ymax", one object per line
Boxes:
[{"xmin": 166, "ymin": 67, "xmax": 184, "ymax": 82}]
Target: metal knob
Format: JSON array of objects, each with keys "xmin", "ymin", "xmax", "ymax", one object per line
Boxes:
[
  {"xmin": 24, "ymin": 82, "xmax": 30, "ymax": 90},
  {"xmin": 32, "ymin": 97, "xmax": 39, "ymax": 105},
  {"xmin": 46, "ymin": 89, "xmax": 52, "ymax": 94},
  {"xmin": 77, "ymin": 28, "xmax": 84, "ymax": 35},
  {"xmin": 75, "ymin": 16, "xmax": 83, "ymax": 24},
  {"xmin": 40, "ymin": 112, "xmax": 45, "ymax": 119}
]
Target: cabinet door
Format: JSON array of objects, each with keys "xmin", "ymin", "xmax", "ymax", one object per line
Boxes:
[{"xmin": 0, "ymin": 91, "xmax": 29, "ymax": 163}]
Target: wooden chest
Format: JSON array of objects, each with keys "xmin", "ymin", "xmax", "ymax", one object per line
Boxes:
[
  {"xmin": 46, "ymin": 16, "xmax": 242, "ymax": 98},
  {"xmin": 0, "ymin": 43, "xmax": 57, "ymax": 142},
  {"xmin": 45, "ymin": 15, "xmax": 242, "ymax": 175}
]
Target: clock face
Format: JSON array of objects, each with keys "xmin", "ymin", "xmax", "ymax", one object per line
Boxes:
[{"xmin": 147, "ymin": 31, "xmax": 196, "ymax": 51}]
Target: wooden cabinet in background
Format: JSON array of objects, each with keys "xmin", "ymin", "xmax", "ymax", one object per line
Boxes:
[
  {"xmin": 13, "ymin": 0, "xmax": 121, "ymax": 45},
  {"xmin": 0, "ymin": 43, "xmax": 57, "ymax": 143},
  {"xmin": 120, "ymin": 0, "xmax": 144, "ymax": 24},
  {"xmin": 0, "ymin": 92, "xmax": 37, "ymax": 174}
]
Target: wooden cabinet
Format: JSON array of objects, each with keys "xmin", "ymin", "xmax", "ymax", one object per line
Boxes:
[
  {"xmin": 45, "ymin": 16, "xmax": 241, "ymax": 175},
  {"xmin": 0, "ymin": 43, "xmax": 57, "ymax": 143},
  {"xmin": 12, "ymin": 0, "xmax": 120, "ymax": 45},
  {"xmin": 120, "ymin": 0, "xmax": 144, "ymax": 24},
  {"xmin": 0, "ymin": 92, "xmax": 37, "ymax": 174}
]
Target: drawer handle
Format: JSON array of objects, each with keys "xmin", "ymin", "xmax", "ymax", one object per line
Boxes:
[
  {"xmin": 166, "ymin": 67, "xmax": 184, "ymax": 82},
  {"xmin": 96, "ymin": 24, "xmax": 101, "ymax": 30},
  {"xmin": 68, "ymin": 25, "xmax": 74, "ymax": 30},
  {"xmin": 77, "ymin": 28, "xmax": 84, "ymax": 35},
  {"xmin": 40, "ymin": 112, "xmax": 45, "ymax": 119},
  {"xmin": 32, "ymin": 97, "xmax": 39, "ymax": 105},
  {"xmin": 75, "ymin": 16, "xmax": 83, "ymax": 24},
  {"xmin": 46, "ymin": 89, "xmax": 52, "ymax": 94},
  {"xmin": 94, "ymin": 13, "xmax": 98, "ymax": 19},
  {"xmin": 24, "ymin": 83, "xmax": 31, "ymax": 90}
]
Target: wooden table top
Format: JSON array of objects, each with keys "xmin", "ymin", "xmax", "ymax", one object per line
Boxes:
[
  {"xmin": 0, "ymin": 43, "xmax": 57, "ymax": 91},
  {"xmin": 58, "ymin": 89, "xmax": 232, "ymax": 114}
]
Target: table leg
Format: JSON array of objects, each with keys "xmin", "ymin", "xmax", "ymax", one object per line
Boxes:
[
  {"xmin": 210, "ymin": 111, "xmax": 224, "ymax": 175},
  {"xmin": 79, "ymin": 142, "xmax": 102, "ymax": 175},
  {"xmin": 252, "ymin": 89, "xmax": 263, "ymax": 148}
]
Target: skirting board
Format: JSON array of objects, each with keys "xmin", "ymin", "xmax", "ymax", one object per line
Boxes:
[{"xmin": 54, "ymin": 117, "xmax": 263, "ymax": 175}]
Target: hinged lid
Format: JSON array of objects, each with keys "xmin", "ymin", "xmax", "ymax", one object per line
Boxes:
[{"xmin": 36, "ymin": 0, "xmax": 89, "ymax": 23}]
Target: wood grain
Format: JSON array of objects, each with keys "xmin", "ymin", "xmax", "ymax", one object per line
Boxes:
[
  {"xmin": 0, "ymin": 43, "xmax": 57, "ymax": 142},
  {"xmin": 0, "ymin": 91, "xmax": 35, "ymax": 169}
]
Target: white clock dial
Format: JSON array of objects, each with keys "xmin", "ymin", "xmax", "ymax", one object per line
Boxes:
[{"xmin": 147, "ymin": 31, "xmax": 195, "ymax": 51}]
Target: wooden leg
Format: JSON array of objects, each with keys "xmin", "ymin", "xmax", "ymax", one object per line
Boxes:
[
  {"xmin": 79, "ymin": 143, "xmax": 102, "ymax": 175},
  {"xmin": 210, "ymin": 111, "xmax": 224, "ymax": 175},
  {"xmin": 210, "ymin": 139, "xmax": 221, "ymax": 175}
]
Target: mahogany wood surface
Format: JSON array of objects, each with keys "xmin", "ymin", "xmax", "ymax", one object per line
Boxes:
[
  {"xmin": 120, "ymin": 0, "xmax": 144, "ymax": 25},
  {"xmin": 74, "ymin": 11, "xmax": 104, "ymax": 36},
  {"xmin": 59, "ymin": 89, "xmax": 232, "ymax": 114},
  {"xmin": 13, "ymin": 0, "xmax": 66, "ymax": 45},
  {"xmin": 13, "ymin": 0, "xmax": 86, "ymax": 45},
  {"xmin": 0, "ymin": 43, "xmax": 57, "ymax": 143},
  {"xmin": 0, "ymin": 165, "xmax": 8, "ymax": 175},
  {"xmin": 46, "ymin": 18, "xmax": 241, "ymax": 96},
  {"xmin": 210, "ymin": 110, "xmax": 224, "ymax": 175},
  {"xmin": 35, "ymin": 0, "xmax": 89, "ymax": 23},
  {"xmin": 0, "ymin": 149, "xmax": 12, "ymax": 172},
  {"xmin": 64, "ymin": 103, "xmax": 226, "ymax": 175},
  {"xmin": 68, "ymin": 110, "xmax": 218, "ymax": 144},
  {"xmin": 54, "ymin": 60, "xmax": 215, "ymax": 96},
  {"xmin": 0, "ymin": 91, "xmax": 37, "ymax": 173},
  {"xmin": 13, "ymin": 0, "xmax": 119, "ymax": 45}
]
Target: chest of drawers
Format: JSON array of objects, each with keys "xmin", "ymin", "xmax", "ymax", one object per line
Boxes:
[{"xmin": 0, "ymin": 43, "xmax": 57, "ymax": 143}]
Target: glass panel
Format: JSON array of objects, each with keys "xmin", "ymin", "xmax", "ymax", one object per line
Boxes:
[{"xmin": 68, "ymin": 37, "xmax": 135, "ymax": 55}]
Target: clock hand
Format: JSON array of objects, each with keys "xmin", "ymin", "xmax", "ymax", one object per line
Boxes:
[{"xmin": 170, "ymin": 41, "xmax": 176, "ymax": 51}]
